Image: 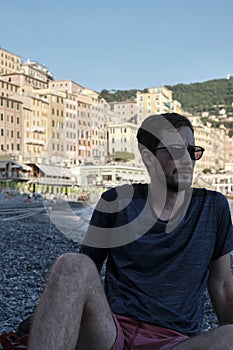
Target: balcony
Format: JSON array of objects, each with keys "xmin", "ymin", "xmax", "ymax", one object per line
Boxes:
[
  {"xmin": 25, "ymin": 138, "xmax": 44, "ymax": 146},
  {"xmin": 32, "ymin": 126, "xmax": 45, "ymax": 133}
]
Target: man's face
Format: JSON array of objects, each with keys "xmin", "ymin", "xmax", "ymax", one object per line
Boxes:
[{"xmin": 150, "ymin": 126, "xmax": 195, "ymax": 192}]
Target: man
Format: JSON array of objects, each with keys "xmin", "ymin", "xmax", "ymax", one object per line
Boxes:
[{"xmin": 28, "ymin": 113, "xmax": 233, "ymax": 350}]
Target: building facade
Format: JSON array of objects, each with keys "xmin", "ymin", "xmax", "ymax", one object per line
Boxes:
[
  {"xmin": 0, "ymin": 47, "xmax": 233, "ymax": 183},
  {"xmin": 109, "ymin": 100, "xmax": 138, "ymax": 124},
  {"xmin": 136, "ymin": 86, "xmax": 181, "ymax": 122},
  {"xmin": 0, "ymin": 48, "xmax": 21, "ymax": 75},
  {"xmin": 107, "ymin": 122, "xmax": 142, "ymax": 165}
]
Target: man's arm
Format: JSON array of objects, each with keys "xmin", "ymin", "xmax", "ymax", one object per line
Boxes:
[{"xmin": 207, "ymin": 252, "xmax": 233, "ymax": 325}]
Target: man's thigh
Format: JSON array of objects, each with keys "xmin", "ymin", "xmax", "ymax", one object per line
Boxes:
[
  {"xmin": 72, "ymin": 255, "xmax": 117, "ymax": 350},
  {"xmin": 173, "ymin": 325, "xmax": 233, "ymax": 350}
]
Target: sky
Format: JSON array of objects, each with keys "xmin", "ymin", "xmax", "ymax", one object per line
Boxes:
[{"xmin": 1, "ymin": 0, "xmax": 233, "ymax": 92}]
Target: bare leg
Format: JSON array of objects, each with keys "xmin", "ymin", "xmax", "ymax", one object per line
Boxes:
[
  {"xmin": 174, "ymin": 324, "xmax": 233, "ymax": 350},
  {"xmin": 28, "ymin": 253, "xmax": 116, "ymax": 350}
]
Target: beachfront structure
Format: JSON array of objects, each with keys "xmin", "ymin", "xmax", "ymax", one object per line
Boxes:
[
  {"xmin": 194, "ymin": 172, "xmax": 233, "ymax": 197},
  {"xmin": 71, "ymin": 163, "xmax": 149, "ymax": 188}
]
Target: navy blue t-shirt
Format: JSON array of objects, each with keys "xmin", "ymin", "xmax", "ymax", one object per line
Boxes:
[{"xmin": 80, "ymin": 184, "xmax": 233, "ymax": 336}]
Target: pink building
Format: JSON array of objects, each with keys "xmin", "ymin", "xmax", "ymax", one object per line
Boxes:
[{"xmin": 110, "ymin": 101, "xmax": 138, "ymax": 124}]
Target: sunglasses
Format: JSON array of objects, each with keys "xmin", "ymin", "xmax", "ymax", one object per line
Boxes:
[{"xmin": 152, "ymin": 145, "xmax": 205, "ymax": 161}]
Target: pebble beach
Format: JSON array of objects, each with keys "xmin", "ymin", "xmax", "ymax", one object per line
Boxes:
[
  {"xmin": 0, "ymin": 196, "xmax": 229, "ymax": 334},
  {"xmin": 1, "ymin": 198, "xmax": 80, "ymax": 333}
]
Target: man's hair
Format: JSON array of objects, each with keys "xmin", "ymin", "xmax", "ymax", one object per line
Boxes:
[{"xmin": 136, "ymin": 113, "xmax": 194, "ymax": 153}]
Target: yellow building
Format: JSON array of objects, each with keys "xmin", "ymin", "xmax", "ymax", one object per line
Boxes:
[
  {"xmin": 23, "ymin": 88, "xmax": 49, "ymax": 164},
  {"xmin": 107, "ymin": 122, "xmax": 142, "ymax": 165},
  {"xmin": 136, "ymin": 86, "xmax": 172, "ymax": 121},
  {"xmin": 136, "ymin": 86, "xmax": 184, "ymax": 122},
  {"xmin": 0, "ymin": 80, "xmax": 23, "ymax": 160},
  {"xmin": 0, "ymin": 48, "xmax": 21, "ymax": 75}
]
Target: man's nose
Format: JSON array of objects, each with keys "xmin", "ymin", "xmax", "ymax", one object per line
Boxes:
[{"xmin": 180, "ymin": 148, "xmax": 193, "ymax": 164}]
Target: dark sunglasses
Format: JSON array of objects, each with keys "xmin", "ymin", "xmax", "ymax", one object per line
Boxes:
[{"xmin": 152, "ymin": 145, "xmax": 205, "ymax": 161}]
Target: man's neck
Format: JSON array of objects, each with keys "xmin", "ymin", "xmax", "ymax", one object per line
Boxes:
[{"xmin": 149, "ymin": 184, "xmax": 187, "ymax": 221}]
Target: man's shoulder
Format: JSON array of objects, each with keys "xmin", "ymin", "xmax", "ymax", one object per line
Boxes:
[
  {"xmin": 101, "ymin": 183, "xmax": 149, "ymax": 201},
  {"xmin": 192, "ymin": 187, "xmax": 219, "ymax": 197},
  {"xmin": 192, "ymin": 187, "xmax": 228, "ymax": 203}
]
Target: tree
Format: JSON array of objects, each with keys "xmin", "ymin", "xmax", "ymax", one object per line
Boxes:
[{"xmin": 111, "ymin": 151, "xmax": 135, "ymax": 162}]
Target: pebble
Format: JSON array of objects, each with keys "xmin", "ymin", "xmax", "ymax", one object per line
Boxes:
[{"xmin": 0, "ymin": 207, "xmax": 79, "ymax": 332}]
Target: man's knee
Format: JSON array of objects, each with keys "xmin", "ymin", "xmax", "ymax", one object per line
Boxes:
[
  {"xmin": 217, "ymin": 324, "xmax": 233, "ymax": 338},
  {"xmin": 51, "ymin": 253, "xmax": 98, "ymax": 279}
]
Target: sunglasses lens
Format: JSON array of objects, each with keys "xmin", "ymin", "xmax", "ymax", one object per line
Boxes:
[
  {"xmin": 193, "ymin": 148, "xmax": 203, "ymax": 160},
  {"xmin": 168, "ymin": 146, "xmax": 185, "ymax": 159},
  {"xmin": 188, "ymin": 147, "xmax": 203, "ymax": 160},
  {"xmin": 155, "ymin": 146, "xmax": 204, "ymax": 160},
  {"xmin": 169, "ymin": 146, "xmax": 204, "ymax": 160}
]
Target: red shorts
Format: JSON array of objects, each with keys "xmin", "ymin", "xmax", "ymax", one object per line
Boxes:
[{"xmin": 111, "ymin": 314, "xmax": 189, "ymax": 350}]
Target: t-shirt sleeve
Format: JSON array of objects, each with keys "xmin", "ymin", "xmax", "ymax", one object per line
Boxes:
[
  {"xmin": 79, "ymin": 206, "xmax": 109, "ymax": 267},
  {"xmin": 79, "ymin": 188, "xmax": 117, "ymax": 266},
  {"xmin": 212, "ymin": 192, "xmax": 233, "ymax": 260}
]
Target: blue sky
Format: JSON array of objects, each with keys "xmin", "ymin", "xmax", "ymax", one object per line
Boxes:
[{"xmin": 1, "ymin": 0, "xmax": 233, "ymax": 92}]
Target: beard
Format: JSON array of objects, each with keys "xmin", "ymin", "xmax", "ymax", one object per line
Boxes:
[{"xmin": 165, "ymin": 171, "xmax": 193, "ymax": 193}]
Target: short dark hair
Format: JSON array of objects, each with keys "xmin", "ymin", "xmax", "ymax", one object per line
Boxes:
[{"xmin": 136, "ymin": 113, "xmax": 194, "ymax": 152}]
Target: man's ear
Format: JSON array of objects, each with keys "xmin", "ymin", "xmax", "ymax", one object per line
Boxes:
[{"xmin": 141, "ymin": 149, "xmax": 154, "ymax": 168}]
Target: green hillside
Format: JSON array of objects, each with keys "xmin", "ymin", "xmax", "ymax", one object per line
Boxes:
[
  {"xmin": 167, "ymin": 78, "xmax": 233, "ymax": 115},
  {"xmin": 100, "ymin": 78, "xmax": 233, "ymax": 116},
  {"xmin": 99, "ymin": 89, "xmax": 139, "ymax": 103}
]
